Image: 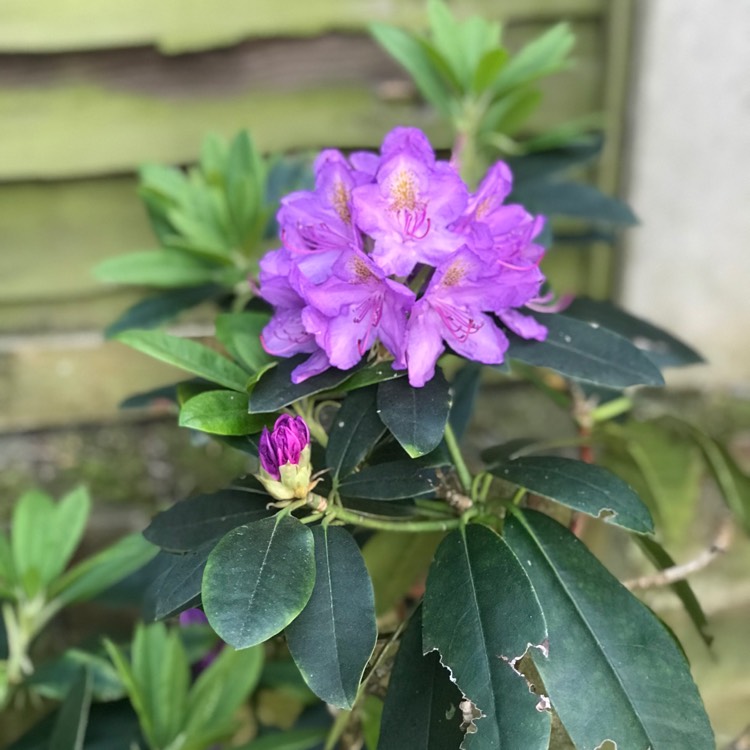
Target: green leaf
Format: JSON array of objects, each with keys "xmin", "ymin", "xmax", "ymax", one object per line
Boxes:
[
  {"xmin": 337, "ymin": 362, "xmax": 406, "ymax": 392},
  {"xmin": 471, "ymin": 48, "xmax": 509, "ymax": 95},
  {"xmin": 11, "ymin": 487, "xmax": 91, "ymax": 594},
  {"xmin": 378, "ymin": 606, "xmax": 463, "ymax": 750},
  {"xmin": 0, "ymin": 532, "xmax": 15, "ymax": 594},
  {"xmin": 505, "ymin": 135, "xmax": 603, "ymax": 183},
  {"xmin": 512, "ymin": 180, "xmax": 637, "ymax": 225},
  {"xmin": 362, "ymin": 532, "xmax": 443, "ymax": 616},
  {"xmin": 215, "ymin": 311, "xmax": 274, "ymax": 373},
  {"xmin": 119, "ymin": 382, "xmax": 181, "ymax": 410},
  {"xmin": 338, "ymin": 461, "xmax": 439, "ymax": 501},
  {"xmin": 448, "ymin": 362, "xmax": 482, "ymax": 439},
  {"xmin": 202, "ymin": 515, "xmax": 316, "ymax": 649},
  {"xmin": 28, "ymin": 648, "xmax": 124, "ymax": 703},
  {"xmin": 377, "ymin": 370, "xmax": 452, "ymax": 458},
  {"xmin": 236, "ymin": 728, "xmax": 328, "ymax": 750},
  {"xmin": 482, "ymin": 87, "xmax": 543, "ymax": 138},
  {"xmin": 51, "ymin": 533, "xmax": 158, "ymax": 607},
  {"xmin": 48, "ymin": 667, "xmax": 93, "ymax": 750},
  {"xmin": 94, "ymin": 250, "xmax": 222, "ymax": 287},
  {"xmin": 116, "ymin": 329, "xmax": 250, "ymax": 392},
  {"xmin": 104, "ymin": 285, "xmax": 221, "ymax": 338},
  {"xmin": 249, "ymin": 357, "xmax": 364, "ymax": 413},
  {"xmin": 144, "ymin": 484, "xmax": 273, "ymax": 552},
  {"xmin": 507, "ymin": 313, "xmax": 665, "ymax": 389},
  {"xmin": 179, "ymin": 390, "xmax": 269, "ymax": 436},
  {"xmin": 504, "ymin": 510, "xmax": 715, "ymax": 749},
  {"xmin": 369, "ymin": 23, "xmax": 452, "ymax": 116},
  {"xmin": 326, "ymin": 386, "xmax": 386, "ymax": 480},
  {"xmin": 143, "ymin": 544, "xmax": 214, "ymax": 622},
  {"xmin": 633, "ymin": 535, "xmax": 712, "ymax": 648},
  {"xmin": 491, "ymin": 456, "xmax": 654, "ymax": 533},
  {"xmin": 183, "ymin": 645, "xmax": 264, "ymax": 748},
  {"xmin": 423, "ymin": 524, "xmax": 550, "ymax": 749},
  {"xmin": 564, "ymin": 298, "xmax": 703, "ymax": 369},
  {"xmin": 226, "ymin": 130, "xmax": 265, "ymax": 244},
  {"xmin": 285, "ymin": 526, "xmax": 376, "ymax": 709}
]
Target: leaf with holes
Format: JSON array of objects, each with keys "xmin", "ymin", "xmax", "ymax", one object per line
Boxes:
[
  {"xmin": 285, "ymin": 526, "xmax": 376, "ymax": 709},
  {"xmin": 491, "ymin": 456, "xmax": 654, "ymax": 534},
  {"xmin": 423, "ymin": 524, "xmax": 550, "ymax": 750},
  {"xmin": 202, "ymin": 516, "xmax": 315, "ymax": 649},
  {"xmin": 505, "ymin": 510, "xmax": 714, "ymax": 750}
]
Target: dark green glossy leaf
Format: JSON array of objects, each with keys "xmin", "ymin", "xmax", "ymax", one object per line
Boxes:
[
  {"xmin": 119, "ymin": 382, "xmax": 181, "ymax": 410},
  {"xmin": 506, "ymin": 134, "xmax": 603, "ymax": 183},
  {"xmin": 144, "ymin": 485, "xmax": 273, "ymax": 552},
  {"xmin": 339, "ymin": 362, "xmax": 406, "ymax": 391},
  {"xmin": 378, "ymin": 607, "xmax": 463, "ymax": 750},
  {"xmin": 285, "ymin": 527, "xmax": 376, "ymax": 709},
  {"xmin": 492, "ymin": 456, "xmax": 653, "ymax": 533},
  {"xmin": 507, "ymin": 314, "xmax": 665, "ymax": 388},
  {"xmin": 143, "ymin": 542, "xmax": 215, "ymax": 622},
  {"xmin": 48, "ymin": 667, "xmax": 93, "ymax": 750},
  {"xmin": 423, "ymin": 524, "xmax": 550, "ymax": 750},
  {"xmin": 378, "ymin": 370, "xmax": 452, "ymax": 458},
  {"xmin": 179, "ymin": 390, "xmax": 269, "ymax": 436},
  {"xmin": 449, "ymin": 362, "xmax": 482, "ymax": 439},
  {"xmin": 480, "ymin": 438, "xmax": 538, "ymax": 467},
  {"xmin": 116, "ymin": 330, "xmax": 250, "ymax": 392},
  {"xmin": 249, "ymin": 357, "xmax": 364, "ymax": 413},
  {"xmin": 362, "ymin": 531, "xmax": 443, "ymax": 616},
  {"xmin": 215, "ymin": 311, "xmax": 273, "ymax": 373},
  {"xmin": 338, "ymin": 461, "xmax": 439, "ymax": 501},
  {"xmin": 505, "ymin": 510, "xmax": 715, "ymax": 750},
  {"xmin": 513, "ymin": 179, "xmax": 637, "ymax": 225},
  {"xmin": 105, "ymin": 285, "xmax": 222, "ymax": 338},
  {"xmin": 633, "ymin": 535, "xmax": 712, "ymax": 647},
  {"xmin": 94, "ymin": 250, "xmax": 221, "ymax": 287},
  {"xmin": 203, "ymin": 515, "xmax": 316, "ymax": 649},
  {"xmin": 563, "ymin": 298, "xmax": 703, "ymax": 368},
  {"xmin": 326, "ymin": 387, "xmax": 386, "ymax": 480}
]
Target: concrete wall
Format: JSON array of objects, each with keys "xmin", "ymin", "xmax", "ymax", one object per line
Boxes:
[{"xmin": 620, "ymin": 0, "xmax": 750, "ymax": 388}]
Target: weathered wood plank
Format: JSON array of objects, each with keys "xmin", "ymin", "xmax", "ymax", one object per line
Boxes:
[
  {"xmin": 0, "ymin": 0, "xmax": 605, "ymax": 53},
  {"xmin": 0, "ymin": 25, "xmax": 601, "ymax": 180}
]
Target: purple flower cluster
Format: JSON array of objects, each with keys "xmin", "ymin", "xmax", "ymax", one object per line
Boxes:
[{"xmin": 258, "ymin": 127, "xmax": 548, "ymax": 387}]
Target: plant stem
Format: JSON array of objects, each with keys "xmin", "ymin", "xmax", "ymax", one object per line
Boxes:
[
  {"xmin": 325, "ymin": 506, "xmax": 461, "ymax": 533},
  {"xmin": 444, "ymin": 423, "xmax": 473, "ymax": 493}
]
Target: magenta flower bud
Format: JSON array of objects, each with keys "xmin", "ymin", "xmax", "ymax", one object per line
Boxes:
[{"xmin": 257, "ymin": 415, "xmax": 313, "ymax": 501}]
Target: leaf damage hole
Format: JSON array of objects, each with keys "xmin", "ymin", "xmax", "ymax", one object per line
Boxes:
[{"xmin": 499, "ymin": 641, "xmax": 551, "ymax": 710}]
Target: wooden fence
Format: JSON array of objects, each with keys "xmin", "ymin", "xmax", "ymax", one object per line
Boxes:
[{"xmin": 0, "ymin": 0, "xmax": 633, "ymax": 430}]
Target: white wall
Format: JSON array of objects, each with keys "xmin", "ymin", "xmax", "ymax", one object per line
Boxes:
[{"xmin": 620, "ymin": 0, "xmax": 750, "ymax": 387}]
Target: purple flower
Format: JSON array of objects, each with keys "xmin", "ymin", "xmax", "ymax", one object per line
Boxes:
[
  {"xmin": 256, "ymin": 126, "xmax": 550, "ymax": 388},
  {"xmin": 259, "ymin": 415, "xmax": 311, "ymax": 480}
]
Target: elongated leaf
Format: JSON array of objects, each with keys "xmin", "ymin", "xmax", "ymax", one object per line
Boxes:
[
  {"xmin": 563, "ymin": 298, "xmax": 703, "ymax": 368},
  {"xmin": 48, "ymin": 668, "xmax": 93, "ymax": 750},
  {"xmin": 95, "ymin": 250, "xmax": 221, "ymax": 287},
  {"xmin": 52, "ymin": 533, "xmax": 158, "ymax": 607},
  {"xmin": 326, "ymin": 387, "xmax": 386, "ymax": 480},
  {"xmin": 363, "ymin": 531, "xmax": 443, "ymax": 616},
  {"xmin": 492, "ymin": 456, "xmax": 654, "ymax": 533},
  {"xmin": 369, "ymin": 23, "xmax": 452, "ymax": 116},
  {"xmin": 378, "ymin": 606, "xmax": 463, "ymax": 750},
  {"xmin": 143, "ymin": 544, "xmax": 215, "ymax": 622},
  {"xmin": 116, "ymin": 330, "xmax": 250, "ymax": 392},
  {"xmin": 119, "ymin": 382, "xmax": 181, "ymax": 410},
  {"xmin": 179, "ymin": 390, "xmax": 269, "ymax": 436},
  {"xmin": 507, "ymin": 314, "xmax": 665, "ymax": 388},
  {"xmin": 236, "ymin": 728, "xmax": 328, "ymax": 750},
  {"xmin": 633, "ymin": 535, "xmax": 711, "ymax": 647},
  {"xmin": 215, "ymin": 311, "xmax": 273, "ymax": 373},
  {"xmin": 202, "ymin": 516, "xmax": 316, "ymax": 649},
  {"xmin": 144, "ymin": 486, "xmax": 273, "ymax": 552},
  {"xmin": 449, "ymin": 362, "xmax": 482, "ymax": 439},
  {"xmin": 378, "ymin": 370, "xmax": 452, "ymax": 458},
  {"xmin": 338, "ymin": 461, "xmax": 439, "ymax": 501},
  {"xmin": 513, "ymin": 180, "xmax": 637, "ymax": 225},
  {"xmin": 249, "ymin": 357, "xmax": 363, "ymax": 413},
  {"xmin": 285, "ymin": 527, "xmax": 376, "ymax": 709},
  {"xmin": 505, "ymin": 510, "xmax": 714, "ymax": 749},
  {"xmin": 105, "ymin": 285, "xmax": 221, "ymax": 338},
  {"xmin": 423, "ymin": 524, "xmax": 550, "ymax": 749},
  {"xmin": 506, "ymin": 135, "xmax": 603, "ymax": 183},
  {"xmin": 338, "ymin": 362, "xmax": 405, "ymax": 391}
]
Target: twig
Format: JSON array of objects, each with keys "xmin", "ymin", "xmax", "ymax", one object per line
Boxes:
[
  {"xmin": 624, "ymin": 520, "xmax": 734, "ymax": 590},
  {"xmin": 725, "ymin": 725, "xmax": 750, "ymax": 750}
]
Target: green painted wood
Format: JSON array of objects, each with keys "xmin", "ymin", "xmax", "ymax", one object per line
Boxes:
[
  {"xmin": 0, "ymin": 25, "xmax": 600, "ymax": 180},
  {"xmin": 0, "ymin": 0, "xmax": 605, "ymax": 53}
]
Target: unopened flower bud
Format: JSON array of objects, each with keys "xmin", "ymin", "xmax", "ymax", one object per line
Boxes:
[{"xmin": 257, "ymin": 415, "xmax": 314, "ymax": 500}]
